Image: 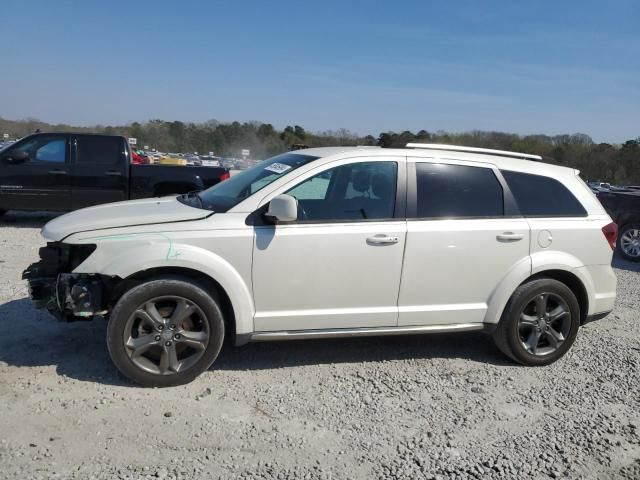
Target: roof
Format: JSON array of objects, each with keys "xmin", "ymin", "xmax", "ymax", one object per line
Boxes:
[
  {"xmin": 291, "ymin": 144, "xmax": 577, "ymax": 177},
  {"xmin": 289, "ymin": 146, "xmax": 380, "ymax": 158},
  {"xmin": 405, "ymin": 143, "xmax": 542, "ymax": 161},
  {"xmin": 26, "ymin": 132, "xmax": 127, "ymax": 138}
]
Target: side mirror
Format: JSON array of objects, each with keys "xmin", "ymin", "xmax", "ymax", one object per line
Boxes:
[
  {"xmin": 266, "ymin": 194, "xmax": 298, "ymax": 222},
  {"xmin": 2, "ymin": 151, "xmax": 29, "ymax": 164}
]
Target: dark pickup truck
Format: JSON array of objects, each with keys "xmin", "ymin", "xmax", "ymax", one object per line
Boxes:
[
  {"xmin": 596, "ymin": 189, "xmax": 640, "ymax": 262},
  {"xmin": 0, "ymin": 133, "xmax": 229, "ymax": 215}
]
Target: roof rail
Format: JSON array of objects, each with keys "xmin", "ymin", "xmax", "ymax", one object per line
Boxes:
[{"xmin": 405, "ymin": 143, "xmax": 542, "ymax": 161}]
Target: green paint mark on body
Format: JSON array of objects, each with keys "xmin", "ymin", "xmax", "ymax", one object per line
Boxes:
[{"xmin": 77, "ymin": 232, "xmax": 179, "ymax": 262}]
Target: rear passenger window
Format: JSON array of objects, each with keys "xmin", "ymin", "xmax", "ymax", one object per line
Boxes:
[
  {"xmin": 75, "ymin": 136, "xmax": 122, "ymax": 165},
  {"xmin": 502, "ymin": 171, "xmax": 587, "ymax": 217},
  {"xmin": 415, "ymin": 163, "xmax": 503, "ymax": 218}
]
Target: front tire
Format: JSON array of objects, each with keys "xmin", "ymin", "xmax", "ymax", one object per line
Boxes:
[
  {"xmin": 493, "ymin": 279, "xmax": 580, "ymax": 366},
  {"xmin": 617, "ymin": 223, "xmax": 640, "ymax": 262},
  {"xmin": 107, "ymin": 277, "xmax": 225, "ymax": 387}
]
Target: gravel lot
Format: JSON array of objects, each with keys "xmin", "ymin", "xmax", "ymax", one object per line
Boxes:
[{"xmin": 0, "ymin": 211, "xmax": 639, "ymax": 480}]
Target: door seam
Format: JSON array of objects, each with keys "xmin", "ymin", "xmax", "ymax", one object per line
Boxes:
[{"xmin": 394, "ymin": 219, "xmax": 409, "ymax": 326}]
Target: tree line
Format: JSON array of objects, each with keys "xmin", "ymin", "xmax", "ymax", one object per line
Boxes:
[{"xmin": 1, "ymin": 117, "xmax": 638, "ymax": 183}]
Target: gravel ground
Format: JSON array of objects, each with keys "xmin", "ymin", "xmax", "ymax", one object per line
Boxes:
[{"xmin": 0, "ymin": 211, "xmax": 639, "ymax": 480}]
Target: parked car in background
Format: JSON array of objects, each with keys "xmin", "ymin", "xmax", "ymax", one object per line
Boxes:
[
  {"xmin": 587, "ymin": 181, "xmax": 612, "ymax": 193},
  {"xmin": 184, "ymin": 154, "xmax": 201, "ymax": 166},
  {"xmin": 23, "ymin": 144, "xmax": 617, "ymax": 386},
  {"xmin": 199, "ymin": 155, "xmax": 221, "ymax": 167},
  {"xmin": 595, "ymin": 188, "xmax": 640, "ymax": 261},
  {"xmin": 0, "ymin": 133, "xmax": 229, "ymax": 215}
]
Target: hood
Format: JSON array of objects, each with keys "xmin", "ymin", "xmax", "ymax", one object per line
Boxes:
[{"xmin": 42, "ymin": 196, "xmax": 212, "ymax": 241}]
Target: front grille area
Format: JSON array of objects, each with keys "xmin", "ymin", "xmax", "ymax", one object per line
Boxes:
[{"xmin": 22, "ymin": 242, "xmax": 97, "ymax": 318}]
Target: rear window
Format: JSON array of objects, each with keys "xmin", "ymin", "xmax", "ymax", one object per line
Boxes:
[
  {"xmin": 502, "ymin": 170, "xmax": 587, "ymax": 217},
  {"xmin": 75, "ymin": 136, "xmax": 122, "ymax": 165},
  {"xmin": 415, "ymin": 163, "xmax": 504, "ymax": 218}
]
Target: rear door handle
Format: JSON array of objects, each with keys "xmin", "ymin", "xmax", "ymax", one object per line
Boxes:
[
  {"xmin": 105, "ymin": 170, "xmax": 122, "ymax": 176},
  {"xmin": 367, "ymin": 234, "xmax": 400, "ymax": 245},
  {"xmin": 48, "ymin": 169, "xmax": 68, "ymax": 175},
  {"xmin": 497, "ymin": 232, "xmax": 524, "ymax": 242}
]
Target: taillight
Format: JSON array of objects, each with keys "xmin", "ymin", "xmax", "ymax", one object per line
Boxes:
[
  {"xmin": 601, "ymin": 222, "xmax": 618, "ymax": 250},
  {"xmin": 219, "ymin": 171, "xmax": 230, "ymax": 182}
]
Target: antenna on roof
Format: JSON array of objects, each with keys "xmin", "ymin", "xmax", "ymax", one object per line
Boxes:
[{"xmin": 405, "ymin": 143, "xmax": 542, "ymax": 161}]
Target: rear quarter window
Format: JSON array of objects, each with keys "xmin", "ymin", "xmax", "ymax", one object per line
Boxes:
[
  {"xmin": 502, "ymin": 170, "xmax": 587, "ymax": 217},
  {"xmin": 75, "ymin": 136, "xmax": 123, "ymax": 165}
]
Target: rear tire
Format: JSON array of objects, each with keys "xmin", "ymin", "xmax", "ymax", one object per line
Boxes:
[
  {"xmin": 107, "ymin": 277, "xmax": 225, "ymax": 387},
  {"xmin": 0, "ymin": 209, "xmax": 6, "ymax": 217},
  {"xmin": 493, "ymin": 279, "xmax": 580, "ymax": 366},
  {"xmin": 616, "ymin": 223, "xmax": 640, "ymax": 262}
]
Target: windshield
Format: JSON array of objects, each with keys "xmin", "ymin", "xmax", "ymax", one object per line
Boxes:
[{"xmin": 186, "ymin": 152, "xmax": 319, "ymax": 212}]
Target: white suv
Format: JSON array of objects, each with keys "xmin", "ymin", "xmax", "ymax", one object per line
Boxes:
[{"xmin": 23, "ymin": 144, "xmax": 618, "ymax": 386}]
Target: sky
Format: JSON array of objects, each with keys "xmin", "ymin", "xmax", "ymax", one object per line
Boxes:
[{"xmin": 1, "ymin": 0, "xmax": 638, "ymax": 142}]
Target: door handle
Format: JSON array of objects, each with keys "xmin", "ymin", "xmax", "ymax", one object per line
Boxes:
[
  {"xmin": 497, "ymin": 232, "xmax": 524, "ymax": 242},
  {"xmin": 105, "ymin": 170, "xmax": 122, "ymax": 176},
  {"xmin": 48, "ymin": 169, "xmax": 68, "ymax": 175},
  {"xmin": 367, "ymin": 234, "xmax": 400, "ymax": 245}
]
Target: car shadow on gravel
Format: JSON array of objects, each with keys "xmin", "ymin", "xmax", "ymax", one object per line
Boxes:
[
  {"xmin": 213, "ymin": 331, "xmax": 514, "ymax": 371},
  {"xmin": 0, "ymin": 298, "xmax": 129, "ymax": 386},
  {"xmin": 0, "ymin": 211, "xmax": 61, "ymax": 228},
  {"xmin": 0, "ymin": 297, "xmax": 514, "ymax": 386}
]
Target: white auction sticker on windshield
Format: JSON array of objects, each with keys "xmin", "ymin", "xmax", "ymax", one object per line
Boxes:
[{"xmin": 264, "ymin": 163, "xmax": 292, "ymax": 174}]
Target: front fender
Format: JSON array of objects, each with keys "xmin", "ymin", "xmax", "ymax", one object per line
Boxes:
[{"xmin": 73, "ymin": 238, "xmax": 255, "ymax": 335}]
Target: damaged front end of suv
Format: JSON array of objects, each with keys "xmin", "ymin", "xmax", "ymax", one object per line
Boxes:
[{"xmin": 22, "ymin": 242, "xmax": 115, "ymax": 321}]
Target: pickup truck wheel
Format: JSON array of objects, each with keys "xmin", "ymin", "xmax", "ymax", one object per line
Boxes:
[
  {"xmin": 493, "ymin": 279, "xmax": 580, "ymax": 366},
  {"xmin": 107, "ymin": 277, "xmax": 225, "ymax": 387},
  {"xmin": 617, "ymin": 224, "xmax": 640, "ymax": 262},
  {"xmin": 0, "ymin": 209, "xmax": 6, "ymax": 217}
]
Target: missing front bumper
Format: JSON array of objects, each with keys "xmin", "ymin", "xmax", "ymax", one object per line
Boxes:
[
  {"xmin": 22, "ymin": 243, "xmax": 109, "ymax": 322},
  {"xmin": 22, "ymin": 270, "xmax": 109, "ymax": 321}
]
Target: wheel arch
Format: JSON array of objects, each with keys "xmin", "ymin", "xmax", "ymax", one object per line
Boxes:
[
  {"xmin": 524, "ymin": 269, "xmax": 589, "ymax": 325},
  {"xmin": 76, "ymin": 241, "xmax": 255, "ymax": 337},
  {"xmin": 118, "ymin": 266, "xmax": 237, "ymax": 342},
  {"xmin": 485, "ymin": 256, "xmax": 592, "ymax": 327}
]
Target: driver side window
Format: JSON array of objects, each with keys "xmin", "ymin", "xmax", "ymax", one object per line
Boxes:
[
  {"xmin": 285, "ymin": 161, "xmax": 397, "ymax": 222},
  {"xmin": 7, "ymin": 136, "xmax": 67, "ymax": 164}
]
